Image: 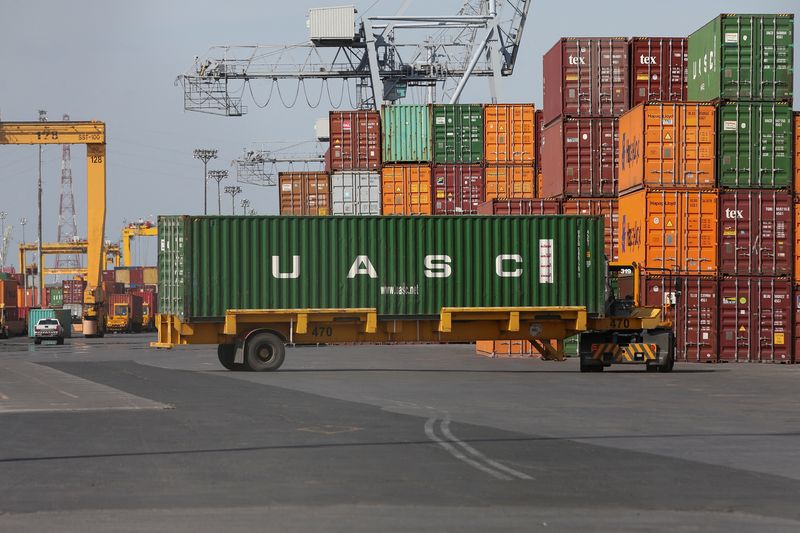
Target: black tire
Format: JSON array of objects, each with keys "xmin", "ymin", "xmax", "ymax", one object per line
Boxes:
[
  {"xmin": 217, "ymin": 343, "xmax": 240, "ymax": 371},
  {"xmin": 34, "ymin": 338, "xmax": 41, "ymax": 345},
  {"xmin": 657, "ymin": 352, "xmax": 675, "ymax": 373},
  {"xmin": 646, "ymin": 364, "xmax": 658, "ymax": 373},
  {"xmin": 579, "ymin": 358, "xmax": 603, "ymax": 373},
  {"xmin": 244, "ymin": 332, "xmax": 286, "ymax": 372},
  {"xmin": 56, "ymin": 338, "xmax": 64, "ymax": 345}
]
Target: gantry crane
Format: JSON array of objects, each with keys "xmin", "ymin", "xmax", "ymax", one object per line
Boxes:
[
  {"xmin": 18, "ymin": 242, "xmax": 120, "ymax": 278},
  {"xmin": 234, "ymin": 145, "xmax": 325, "ymax": 187},
  {"xmin": 0, "ymin": 225, "xmax": 11, "ymax": 269},
  {"xmin": 178, "ymin": 0, "xmax": 531, "ymax": 114},
  {"xmin": 121, "ymin": 221, "xmax": 157, "ymax": 267},
  {"xmin": 0, "ymin": 121, "xmax": 107, "ymax": 337}
]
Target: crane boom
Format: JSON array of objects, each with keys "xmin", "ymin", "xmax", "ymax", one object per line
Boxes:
[{"xmin": 178, "ymin": 0, "xmax": 532, "ymax": 115}]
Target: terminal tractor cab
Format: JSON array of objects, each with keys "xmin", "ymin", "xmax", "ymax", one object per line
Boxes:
[{"xmin": 578, "ymin": 263, "xmax": 676, "ymax": 373}]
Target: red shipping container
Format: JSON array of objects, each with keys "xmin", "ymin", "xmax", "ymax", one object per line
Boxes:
[
  {"xmin": 129, "ymin": 267, "xmax": 145, "ymax": 286},
  {"xmin": 329, "ymin": 110, "xmax": 381, "ymax": 171},
  {"xmin": 562, "ymin": 198, "xmax": 619, "ymax": 261},
  {"xmin": 543, "ymin": 37, "xmax": 630, "ymax": 125},
  {"xmin": 279, "ymin": 172, "xmax": 330, "ymax": 215},
  {"xmin": 102, "ymin": 281, "xmax": 124, "ymax": 296},
  {"xmin": 640, "ymin": 274, "xmax": 719, "ymax": 362},
  {"xmin": 719, "ymin": 277, "xmax": 792, "ymax": 363},
  {"xmin": 432, "ymin": 165, "xmax": 484, "ymax": 215},
  {"xmin": 541, "ymin": 116, "xmax": 618, "ymax": 198},
  {"xmin": 476, "ymin": 199, "xmax": 561, "ymax": 215},
  {"xmin": 794, "ymin": 285, "xmax": 800, "ymax": 363},
  {"xmin": 102, "ymin": 270, "xmax": 115, "ymax": 282},
  {"xmin": 718, "ymin": 190, "xmax": 793, "ymax": 276},
  {"xmin": 62, "ymin": 279, "xmax": 87, "ymax": 304},
  {"xmin": 629, "ymin": 37, "xmax": 688, "ymax": 106}
]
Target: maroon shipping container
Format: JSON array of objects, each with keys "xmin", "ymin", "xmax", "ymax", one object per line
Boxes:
[
  {"xmin": 541, "ymin": 116, "xmax": 618, "ymax": 198},
  {"xmin": 640, "ymin": 274, "xmax": 719, "ymax": 362},
  {"xmin": 102, "ymin": 281, "xmax": 124, "ymax": 296},
  {"xmin": 323, "ymin": 146, "xmax": 332, "ymax": 174},
  {"xmin": 432, "ymin": 165, "xmax": 484, "ymax": 215},
  {"xmin": 329, "ymin": 110, "xmax": 381, "ymax": 171},
  {"xmin": 562, "ymin": 198, "xmax": 619, "ymax": 261},
  {"xmin": 476, "ymin": 199, "xmax": 561, "ymax": 215},
  {"xmin": 102, "ymin": 270, "xmax": 115, "ymax": 282},
  {"xmin": 543, "ymin": 37, "xmax": 629, "ymax": 125},
  {"xmin": 129, "ymin": 287, "xmax": 157, "ymax": 330},
  {"xmin": 129, "ymin": 267, "xmax": 144, "ymax": 286},
  {"xmin": 719, "ymin": 277, "xmax": 792, "ymax": 363},
  {"xmin": 62, "ymin": 279, "xmax": 86, "ymax": 305},
  {"xmin": 534, "ymin": 109, "xmax": 544, "ymax": 176},
  {"xmin": 629, "ymin": 37, "xmax": 688, "ymax": 106},
  {"xmin": 718, "ymin": 190, "xmax": 793, "ymax": 276}
]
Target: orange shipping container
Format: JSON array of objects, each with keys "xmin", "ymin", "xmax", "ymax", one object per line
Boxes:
[
  {"xmin": 381, "ymin": 165, "xmax": 432, "ymax": 215},
  {"xmin": 618, "ymin": 102, "xmax": 716, "ymax": 192},
  {"xmin": 279, "ymin": 172, "xmax": 330, "ymax": 215},
  {"xmin": 484, "ymin": 104, "xmax": 536, "ymax": 164},
  {"xmin": 484, "ymin": 165, "xmax": 535, "ymax": 202},
  {"xmin": 619, "ymin": 189, "xmax": 718, "ymax": 274},
  {"xmin": 562, "ymin": 198, "xmax": 620, "ymax": 262},
  {"xmin": 795, "ymin": 202, "xmax": 800, "ymax": 283}
]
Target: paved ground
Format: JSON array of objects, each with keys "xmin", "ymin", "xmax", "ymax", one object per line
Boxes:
[{"xmin": 1, "ymin": 334, "xmax": 800, "ymax": 532}]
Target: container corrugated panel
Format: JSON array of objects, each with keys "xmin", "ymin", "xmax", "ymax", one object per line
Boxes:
[
  {"xmin": 62, "ymin": 279, "xmax": 86, "ymax": 304},
  {"xmin": 795, "ymin": 285, "xmax": 800, "ymax": 362},
  {"xmin": 48, "ymin": 287, "xmax": 63, "ymax": 307},
  {"xmin": 308, "ymin": 6, "xmax": 356, "ymax": 41},
  {"xmin": 717, "ymin": 102, "xmax": 793, "ymax": 189},
  {"xmin": 329, "ymin": 111, "xmax": 381, "ymax": 171},
  {"xmin": 619, "ymin": 189, "xmax": 718, "ymax": 274},
  {"xmin": 432, "ymin": 165, "xmax": 484, "ymax": 215},
  {"xmin": 541, "ymin": 117, "xmax": 619, "ymax": 198},
  {"xmin": 641, "ymin": 274, "xmax": 718, "ymax": 362},
  {"xmin": 484, "ymin": 104, "xmax": 535, "ymax": 164},
  {"xmin": 562, "ymin": 198, "xmax": 619, "ymax": 262},
  {"xmin": 619, "ymin": 103, "xmax": 716, "ymax": 192},
  {"xmin": 796, "ymin": 203, "xmax": 800, "ymax": 284},
  {"xmin": 476, "ymin": 199, "xmax": 561, "ymax": 215},
  {"xmin": 719, "ymin": 277, "xmax": 792, "ymax": 362},
  {"xmin": 331, "ymin": 171, "xmax": 381, "ymax": 215},
  {"xmin": 0, "ymin": 279, "xmax": 17, "ymax": 307},
  {"xmin": 543, "ymin": 37, "xmax": 630, "ymax": 124},
  {"xmin": 158, "ymin": 215, "xmax": 606, "ymax": 320},
  {"xmin": 629, "ymin": 38, "xmax": 688, "ymax": 106},
  {"xmin": 143, "ymin": 267, "xmax": 158, "ymax": 285},
  {"xmin": 381, "ymin": 105, "xmax": 431, "ymax": 163},
  {"xmin": 534, "ymin": 109, "xmax": 543, "ymax": 174},
  {"xmin": 484, "ymin": 165, "xmax": 535, "ymax": 202},
  {"xmin": 795, "ymin": 113, "xmax": 800, "ymax": 192},
  {"xmin": 114, "ymin": 268, "xmax": 130, "ymax": 285},
  {"xmin": 381, "ymin": 165, "xmax": 432, "ymax": 215},
  {"xmin": 719, "ymin": 190, "xmax": 792, "ymax": 276},
  {"xmin": 279, "ymin": 172, "xmax": 330, "ymax": 215},
  {"xmin": 432, "ymin": 104, "xmax": 483, "ymax": 164},
  {"xmin": 27, "ymin": 308, "xmax": 72, "ymax": 338},
  {"xmin": 688, "ymin": 14, "xmax": 794, "ymax": 102}
]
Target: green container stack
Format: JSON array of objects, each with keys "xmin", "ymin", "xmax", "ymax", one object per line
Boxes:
[
  {"xmin": 689, "ymin": 13, "xmax": 795, "ymax": 190},
  {"xmin": 381, "ymin": 105, "xmax": 432, "ymax": 163}
]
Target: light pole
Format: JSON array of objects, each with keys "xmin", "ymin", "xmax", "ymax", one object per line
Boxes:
[
  {"xmin": 37, "ymin": 109, "xmax": 46, "ymax": 308},
  {"xmin": 193, "ymin": 148, "xmax": 218, "ymax": 215},
  {"xmin": 224, "ymin": 186, "xmax": 241, "ymax": 215},
  {"xmin": 0, "ymin": 212, "xmax": 6, "ymax": 268},
  {"xmin": 207, "ymin": 170, "xmax": 229, "ymax": 215},
  {"xmin": 19, "ymin": 218, "xmax": 27, "ymax": 295},
  {"xmin": 240, "ymin": 199, "xmax": 250, "ymax": 216}
]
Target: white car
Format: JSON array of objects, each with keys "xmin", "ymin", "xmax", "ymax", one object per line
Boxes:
[{"xmin": 34, "ymin": 318, "xmax": 64, "ymax": 345}]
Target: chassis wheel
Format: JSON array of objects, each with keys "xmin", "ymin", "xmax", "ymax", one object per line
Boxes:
[
  {"xmin": 244, "ymin": 333, "xmax": 286, "ymax": 372},
  {"xmin": 217, "ymin": 343, "xmax": 240, "ymax": 371},
  {"xmin": 579, "ymin": 358, "xmax": 603, "ymax": 373},
  {"xmin": 34, "ymin": 338, "xmax": 41, "ymax": 345}
]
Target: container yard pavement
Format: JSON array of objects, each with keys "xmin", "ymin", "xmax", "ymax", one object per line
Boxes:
[{"xmin": 1, "ymin": 337, "xmax": 800, "ymax": 532}]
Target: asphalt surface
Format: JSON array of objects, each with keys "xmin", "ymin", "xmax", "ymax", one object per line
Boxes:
[{"xmin": 1, "ymin": 334, "xmax": 800, "ymax": 532}]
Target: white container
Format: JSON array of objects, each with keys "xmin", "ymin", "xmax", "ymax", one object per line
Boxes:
[
  {"xmin": 308, "ymin": 6, "xmax": 357, "ymax": 42},
  {"xmin": 330, "ymin": 171, "xmax": 381, "ymax": 215},
  {"xmin": 314, "ymin": 117, "xmax": 330, "ymax": 141}
]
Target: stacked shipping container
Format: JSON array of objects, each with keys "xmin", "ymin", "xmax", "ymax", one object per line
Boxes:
[{"xmin": 619, "ymin": 13, "xmax": 795, "ymax": 362}]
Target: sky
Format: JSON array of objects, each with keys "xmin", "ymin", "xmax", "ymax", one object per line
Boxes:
[{"xmin": 0, "ymin": 0, "xmax": 798, "ymax": 268}]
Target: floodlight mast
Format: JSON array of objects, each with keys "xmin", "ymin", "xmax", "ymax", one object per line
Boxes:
[{"xmin": 177, "ymin": 0, "xmax": 531, "ymax": 115}]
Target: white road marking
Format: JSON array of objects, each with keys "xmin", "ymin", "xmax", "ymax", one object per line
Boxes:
[
  {"xmin": 425, "ymin": 417, "xmax": 512, "ymax": 480},
  {"xmin": 440, "ymin": 416, "xmax": 534, "ymax": 480}
]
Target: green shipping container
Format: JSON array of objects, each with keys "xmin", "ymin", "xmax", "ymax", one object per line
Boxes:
[
  {"xmin": 717, "ymin": 102, "xmax": 793, "ymax": 188},
  {"xmin": 688, "ymin": 14, "xmax": 794, "ymax": 102},
  {"xmin": 27, "ymin": 308, "xmax": 72, "ymax": 338},
  {"xmin": 49, "ymin": 287, "xmax": 63, "ymax": 307},
  {"xmin": 432, "ymin": 104, "xmax": 484, "ymax": 163},
  {"xmin": 159, "ymin": 215, "xmax": 606, "ymax": 321},
  {"xmin": 381, "ymin": 105, "xmax": 431, "ymax": 162}
]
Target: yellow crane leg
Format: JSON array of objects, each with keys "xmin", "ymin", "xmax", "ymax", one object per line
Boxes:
[{"xmin": 82, "ymin": 143, "xmax": 106, "ymax": 336}]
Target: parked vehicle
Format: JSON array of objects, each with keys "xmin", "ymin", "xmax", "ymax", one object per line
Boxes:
[{"xmin": 34, "ymin": 317, "xmax": 65, "ymax": 345}]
